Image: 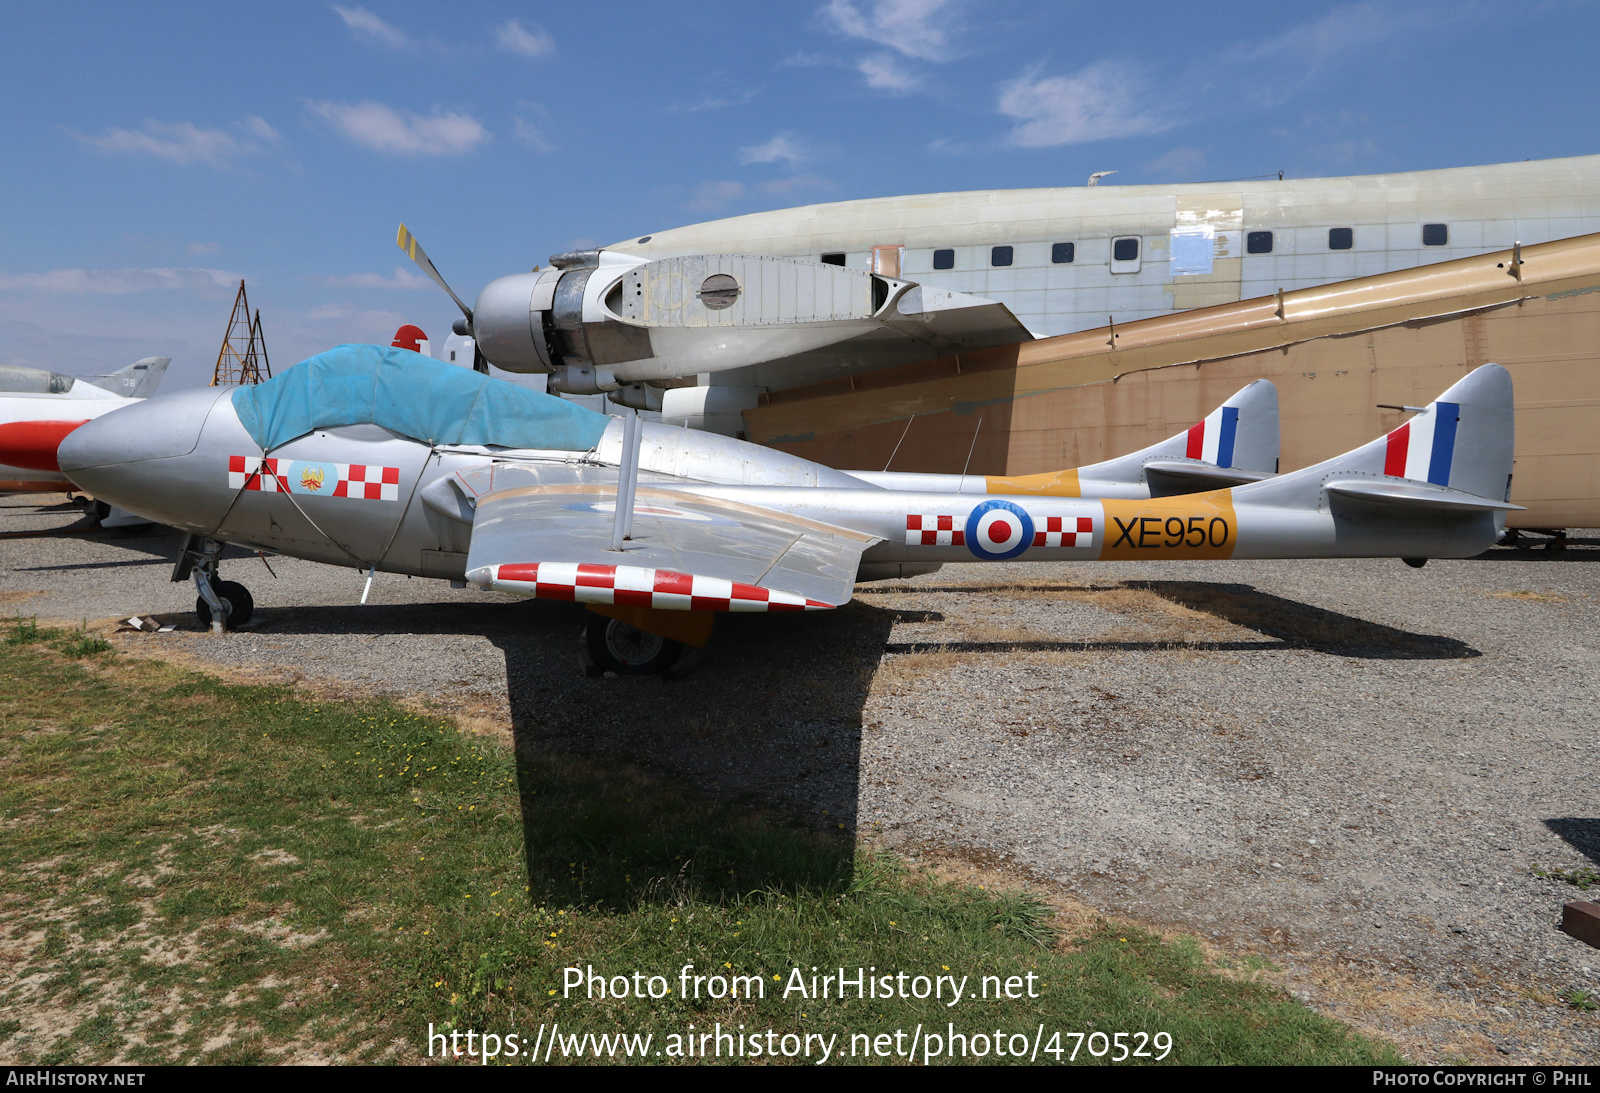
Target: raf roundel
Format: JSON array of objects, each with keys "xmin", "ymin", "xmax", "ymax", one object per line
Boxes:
[{"xmin": 964, "ymin": 499, "xmax": 1034, "ymax": 561}]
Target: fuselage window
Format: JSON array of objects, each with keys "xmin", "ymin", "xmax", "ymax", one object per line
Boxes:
[
  {"xmin": 821, "ymin": 253, "xmax": 846, "ymax": 266},
  {"xmin": 1422, "ymin": 223, "xmax": 1448, "ymax": 246},
  {"xmin": 1328, "ymin": 227, "xmax": 1353, "ymax": 250},
  {"xmin": 1051, "ymin": 242, "xmax": 1075, "ymax": 264},
  {"xmin": 991, "ymin": 245, "xmax": 1014, "ymax": 267},
  {"xmin": 933, "ymin": 248, "xmax": 955, "ymax": 270},
  {"xmin": 1247, "ymin": 231, "xmax": 1274, "ymax": 254},
  {"xmin": 1112, "ymin": 237, "xmax": 1139, "ymax": 262}
]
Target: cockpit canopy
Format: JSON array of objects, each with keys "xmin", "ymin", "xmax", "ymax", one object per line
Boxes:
[
  {"xmin": 230, "ymin": 344, "xmax": 610, "ymax": 453},
  {"xmin": 0, "ymin": 364, "xmax": 77, "ymax": 395}
]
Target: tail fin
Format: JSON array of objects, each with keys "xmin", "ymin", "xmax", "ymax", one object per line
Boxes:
[
  {"xmin": 1239, "ymin": 364, "xmax": 1517, "ymax": 512},
  {"xmin": 82, "ymin": 357, "xmax": 170, "ymax": 399},
  {"xmin": 1079, "ymin": 379, "xmax": 1279, "ymax": 495},
  {"xmin": 1375, "ymin": 365, "xmax": 1514, "ymax": 501}
]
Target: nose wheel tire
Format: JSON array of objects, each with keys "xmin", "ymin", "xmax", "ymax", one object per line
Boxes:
[
  {"xmin": 584, "ymin": 616, "xmax": 683, "ymax": 676},
  {"xmin": 196, "ymin": 581, "xmax": 254, "ymax": 629}
]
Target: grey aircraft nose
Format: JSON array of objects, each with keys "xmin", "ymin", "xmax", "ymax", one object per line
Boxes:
[{"xmin": 57, "ymin": 387, "xmax": 231, "ymax": 517}]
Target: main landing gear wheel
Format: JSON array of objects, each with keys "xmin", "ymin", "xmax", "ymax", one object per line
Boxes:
[
  {"xmin": 584, "ymin": 616, "xmax": 683, "ymax": 676},
  {"xmin": 196, "ymin": 581, "xmax": 254, "ymax": 628}
]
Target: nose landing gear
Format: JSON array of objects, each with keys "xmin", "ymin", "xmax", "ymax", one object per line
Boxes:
[
  {"xmin": 196, "ymin": 580, "xmax": 254, "ymax": 629},
  {"xmin": 173, "ymin": 534, "xmax": 254, "ymax": 632}
]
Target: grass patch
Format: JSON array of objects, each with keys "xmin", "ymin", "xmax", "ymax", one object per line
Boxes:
[
  {"xmin": 1565, "ymin": 990, "xmax": 1598, "ymax": 1013},
  {"xmin": 0, "ymin": 616, "xmax": 1402, "ymax": 1065},
  {"xmin": 1534, "ymin": 865, "xmax": 1600, "ymax": 892},
  {"xmin": 7, "ymin": 617, "xmax": 114, "ymax": 658}
]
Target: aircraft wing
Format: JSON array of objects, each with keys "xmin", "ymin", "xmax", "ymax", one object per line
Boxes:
[
  {"xmin": 883, "ymin": 284, "xmax": 1037, "ymax": 348},
  {"xmin": 460, "ymin": 463, "xmax": 877, "ymax": 610}
]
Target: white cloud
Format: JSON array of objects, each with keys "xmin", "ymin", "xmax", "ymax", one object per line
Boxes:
[
  {"xmin": 307, "ymin": 303, "xmax": 404, "ymax": 328},
  {"xmin": 820, "ymin": 0, "xmax": 959, "ymax": 61},
  {"xmin": 71, "ymin": 118, "xmax": 278, "ymax": 168},
  {"xmin": 306, "ymin": 101, "xmax": 490, "ymax": 156},
  {"xmin": 333, "ymin": 5, "xmax": 411, "ymax": 49},
  {"xmin": 925, "ymin": 136, "xmax": 977, "ymax": 156},
  {"xmin": 997, "ymin": 61, "xmax": 1171, "ymax": 148},
  {"xmin": 671, "ymin": 88, "xmax": 761, "ymax": 114},
  {"xmin": 0, "ymin": 267, "xmax": 239, "ymax": 295},
  {"xmin": 511, "ymin": 117, "xmax": 554, "ymax": 151},
  {"xmin": 739, "ymin": 133, "xmax": 809, "ymax": 168},
  {"xmin": 857, "ymin": 53, "xmax": 920, "ymax": 93},
  {"xmin": 1144, "ymin": 146, "xmax": 1208, "ymax": 179},
  {"xmin": 689, "ymin": 181, "xmax": 746, "ymax": 212},
  {"xmin": 780, "ymin": 51, "xmax": 840, "ymax": 68},
  {"xmin": 310, "ymin": 266, "xmax": 432, "ymax": 290},
  {"xmin": 759, "ymin": 174, "xmax": 832, "ymax": 196},
  {"xmin": 988, "ymin": 4, "xmax": 1464, "ymax": 152},
  {"xmin": 243, "ymin": 116, "xmax": 281, "ymax": 142},
  {"xmin": 495, "ymin": 19, "xmax": 553, "ymax": 58}
]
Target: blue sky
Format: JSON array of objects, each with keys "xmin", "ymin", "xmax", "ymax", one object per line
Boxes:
[{"xmin": 2, "ymin": 1, "xmax": 1597, "ymax": 389}]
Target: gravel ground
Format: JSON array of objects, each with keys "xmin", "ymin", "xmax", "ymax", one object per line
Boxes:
[{"xmin": 4, "ymin": 492, "xmax": 1598, "ymax": 1063}]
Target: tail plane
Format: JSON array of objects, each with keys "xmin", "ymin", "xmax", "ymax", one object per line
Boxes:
[
  {"xmin": 1073, "ymin": 378, "xmax": 1279, "ymax": 496},
  {"xmin": 1241, "ymin": 364, "xmax": 1516, "ymax": 515},
  {"xmin": 82, "ymin": 357, "xmax": 171, "ymax": 399},
  {"xmin": 850, "ymin": 379, "xmax": 1280, "ymax": 499}
]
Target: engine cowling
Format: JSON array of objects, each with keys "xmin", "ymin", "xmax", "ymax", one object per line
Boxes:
[{"xmin": 469, "ymin": 252, "xmax": 907, "ymax": 395}]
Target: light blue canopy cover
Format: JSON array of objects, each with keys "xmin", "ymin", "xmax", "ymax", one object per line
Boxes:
[{"xmin": 231, "ymin": 344, "xmax": 610, "ymax": 453}]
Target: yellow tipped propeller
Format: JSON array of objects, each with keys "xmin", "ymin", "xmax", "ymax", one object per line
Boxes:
[{"xmin": 396, "ymin": 223, "xmax": 473, "ymax": 328}]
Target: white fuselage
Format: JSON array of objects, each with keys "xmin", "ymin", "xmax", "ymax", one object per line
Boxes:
[
  {"xmin": 611, "ymin": 155, "xmax": 1600, "ymax": 339},
  {"xmin": 0, "ymin": 386, "xmax": 134, "ymax": 488}
]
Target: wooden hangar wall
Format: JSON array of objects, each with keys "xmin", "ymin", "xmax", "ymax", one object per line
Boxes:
[{"xmin": 745, "ymin": 234, "xmax": 1600, "ymax": 529}]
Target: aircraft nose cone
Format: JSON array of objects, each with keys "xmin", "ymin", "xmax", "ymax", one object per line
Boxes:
[{"xmin": 57, "ymin": 387, "xmax": 227, "ymax": 505}]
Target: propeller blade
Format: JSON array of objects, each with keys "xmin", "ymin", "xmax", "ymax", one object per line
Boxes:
[{"xmin": 396, "ymin": 224, "xmax": 474, "ymax": 323}]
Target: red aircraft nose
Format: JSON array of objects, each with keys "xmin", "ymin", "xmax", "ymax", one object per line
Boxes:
[{"xmin": 0, "ymin": 420, "xmax": 89, "ymax": 471}]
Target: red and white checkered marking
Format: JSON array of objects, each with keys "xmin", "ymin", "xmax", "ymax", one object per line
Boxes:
[
  {"xmin": 1033, "ymin": 515, "xmax": 1095, "ymax": 548},
  {"xmin": 905, "ymin": 514, "xmax": 965, "ymax": 546},
  {"xmin": 335, "ymin": 463, "xmax": 401, "ymax": 499},
  {"xmin": 228, "ymin": 456, "xmax": 400, "ymax": 500},
  {"xmin": 229, "ymin": 455, "xmax": 287, "ymax": 492},
  {"xmin": 489, "ymin": 563, "xmax": 833, "ymax": 613}
]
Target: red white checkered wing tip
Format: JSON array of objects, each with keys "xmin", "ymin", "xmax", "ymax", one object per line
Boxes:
[{"xmin": 468, "ymin": 562, "xmax": 837, "ymax": 612}]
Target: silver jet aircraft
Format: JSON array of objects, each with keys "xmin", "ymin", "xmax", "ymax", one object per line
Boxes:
[{"xmin": 57, "ymin": 347, "xmax": 1515, "ymax": 675}]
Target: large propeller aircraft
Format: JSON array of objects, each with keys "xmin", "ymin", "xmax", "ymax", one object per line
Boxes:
[{"xmin": 57, "ymin": 346, "xmax": 1515, "ymax": 676}]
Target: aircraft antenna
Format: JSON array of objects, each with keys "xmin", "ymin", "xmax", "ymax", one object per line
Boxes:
[
  {"xmin": 211, "ymin": 280, "xmax": 271, "ymax": 386},
  {"xmin": 957, "ymin": 415, "xmax": 984, "ymax": 491}
]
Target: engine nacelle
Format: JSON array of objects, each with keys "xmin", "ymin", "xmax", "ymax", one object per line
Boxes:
[
  {"xmin": 548, "ymin": 363, "xmax": 618, "ymax": 395},
  {"xmin": 469, "ymin": 252, "xmax": 910, "ymax": 387},
  {"xmin": 470, "ymin": 271, "xmax": 554, "ymax": 371}
]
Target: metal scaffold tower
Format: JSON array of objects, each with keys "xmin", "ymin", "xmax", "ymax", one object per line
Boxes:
[{"xmin": 210, "ymin": 280, "xmax": 271, "ymax": 386}]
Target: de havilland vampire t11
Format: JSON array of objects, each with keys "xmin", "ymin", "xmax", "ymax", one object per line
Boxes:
[{"xmin": 58, "ymin": 346, "xmax": 1513, "ymax": 675}]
